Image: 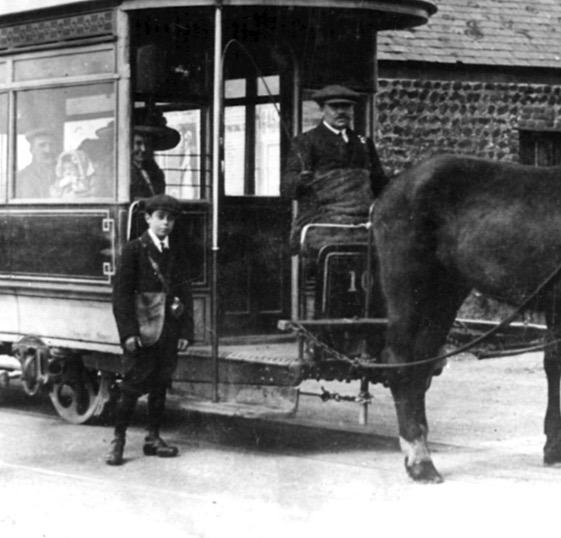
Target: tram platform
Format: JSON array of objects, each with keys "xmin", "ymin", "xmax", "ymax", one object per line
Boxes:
[{"xmin": 171, "ymin": 336, "xmax": 303, "ymax": 420}]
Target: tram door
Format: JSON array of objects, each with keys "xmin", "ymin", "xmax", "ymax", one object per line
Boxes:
[{"xmin": 219, "ymin": 74, "xmax": 292, "ymax": 336}]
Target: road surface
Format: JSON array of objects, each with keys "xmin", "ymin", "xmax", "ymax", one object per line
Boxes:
[{"xmin": 0, "ymin": 351, "xmax": 560, "ymax": 538}]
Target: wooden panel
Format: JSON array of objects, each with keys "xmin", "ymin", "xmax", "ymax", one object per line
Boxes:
[
  {"xmin": 219, "ymin": 198, "xmax": 291, "ymax": 334},
  {"xmin": 9, "ymin": 210, "xmax": 114, "ymax": 282}
]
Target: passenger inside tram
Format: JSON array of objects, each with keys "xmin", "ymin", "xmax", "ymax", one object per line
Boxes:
[
  {"xmin": 51, "ymin": 150, "xmax": 96, "ymax": 198},
  {"xmin": 17, "ymin": 128, "xmax": 57, "ymax": 198},
  {"xmin": 130, "ymin": 108, "xmax": 181, "ymax": 200},
  {"xmin": 77, "ymin": 120, "xmax": 115, "ymax": 197}
]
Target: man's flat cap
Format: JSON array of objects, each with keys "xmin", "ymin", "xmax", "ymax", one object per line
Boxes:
[
  {"xmin": 25, "ymin": 127, "xmax": 55, "ymax": 142},
  {"xmin": 144, "ymin": 194, "xmax": 181, "ymax": 215},
  {"xmin": 312, "ymin": 85, "xmax": 360, "ymax": 105}
]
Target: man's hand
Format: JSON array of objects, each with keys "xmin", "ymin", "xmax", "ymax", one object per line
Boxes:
[
  {"xmin": 177, "ymin": 339, "xmax": 190, "ymax": 352},
  {"xmin": 124, "ymin": 335, "xmax": 141, "ymax": 353}
]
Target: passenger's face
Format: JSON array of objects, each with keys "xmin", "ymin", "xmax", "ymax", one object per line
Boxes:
[
  {"xmin": 145, "ymin": 209, "xmax": 176, "ymax": 239},
  {"xmin": 132, "ymin": 133, "xmax": 154, "ymax": 167},
  {"xmin": 322, "ymin": 102, "xmax": 354, "ymax": 130},
  {"xmin": 61, "ymin": 162, "xmax": 79, "ymax": 182},
  {"xmin": 31, "ymin": 135, "xmax": 55, "ymax": 166}
]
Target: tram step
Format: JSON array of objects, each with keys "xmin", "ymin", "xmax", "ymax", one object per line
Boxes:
[
  {"xmin": 174, "ymin": 347, "xmax": 305, "ymax": 387},
  {"xmin": 168, "ymin": 383, "xmax": 299, "ymax": 419},
  {"xmin": 278, "ymin": 318, "xmax": 388, "ymax": 332}
]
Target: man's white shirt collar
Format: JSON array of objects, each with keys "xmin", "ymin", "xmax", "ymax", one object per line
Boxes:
[
  {"xmin": 148, "ymin": 229, "xmax": 169, "ymax": 251},
  {"xmin": 323, "ymin": 121, "xmax": 348, "ymax": 142}
]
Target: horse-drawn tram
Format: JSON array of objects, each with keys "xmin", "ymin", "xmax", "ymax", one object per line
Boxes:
[{"xmin": 0, "ymin": 0, "xmax": 439, "ymax": 426}]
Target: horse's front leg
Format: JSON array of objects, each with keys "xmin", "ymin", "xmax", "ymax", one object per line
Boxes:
[
  {"xmin": 389, "ymin": 371, "xmax": 442, "ymax": 483},
  {"xmin": 543, "ymin": 330, "xmax": 561, "ymax": 465}
]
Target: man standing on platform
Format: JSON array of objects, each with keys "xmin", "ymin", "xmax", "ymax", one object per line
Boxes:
[{"xmin": 282, "ymin": 84, "xmax": 388, "ymax": 255}]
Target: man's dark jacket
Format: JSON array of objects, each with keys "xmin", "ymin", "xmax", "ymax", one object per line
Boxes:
[
  {"xmin": 282, "ymin": 122, "xmax": 388, "ymax": 252},
  {"xmin": 112, "ymin": 231, "xmax": 194, "ymax": 346}
]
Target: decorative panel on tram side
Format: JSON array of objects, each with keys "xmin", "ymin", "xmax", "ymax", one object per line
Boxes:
[{"xmin": 8, "ymin": 210, "xmax": 114, "ymax": 282}]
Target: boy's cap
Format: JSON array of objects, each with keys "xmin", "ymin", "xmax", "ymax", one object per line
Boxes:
[
  {"xmin": 144, "ymin": 194, "xmax": 181, "ymax": 215},
  {"xmin": 312, "ymin": 85, "xmax": 360, "ymax": 105}
]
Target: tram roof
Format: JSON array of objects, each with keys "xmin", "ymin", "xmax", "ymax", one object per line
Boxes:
[{"xmin": 0, "ymin": 0, "xmax": 436, "ymax": 30}]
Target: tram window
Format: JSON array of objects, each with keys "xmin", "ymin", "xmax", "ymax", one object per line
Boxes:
[
  {"xmin": 0, "ymin": 63, "xmax": 6, "ymax": 85},
  {"xmin": 15, "ymin": 83, "xmax": 116, "ymax": 200},
  {"xmin": 302, "ymin": 98, "xmax": 324, "ymax": 133},
  {"xmin": 226, "ymin": 79, "xmax": 246, "ymax": 99},
  {"xmin": 155, "ymin": 109, "xmax": 204, "ymax": 200},
  {"xmin": 14, "ymin": 49, "xmax": 114, "ymax": 82},
  {"xmin": 255, "ymin": 103, "xmax": 280, "ymax": 195},
  {"xmin": 224, "ymin": 106, "xmax": 247, "ymax": 196},
  {"xmin": 258, "ymin": 76, "xmax": 279, "ymax": 97},
  {"xmin": 224, "ymin": 75, "xmax": 281, "ymax": 197},
  {"xmin": 0, "ymin": 93, "xmax": 7, "ymax": 195}
]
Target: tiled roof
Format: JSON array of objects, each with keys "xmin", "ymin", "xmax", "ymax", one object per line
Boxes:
[{"xmin": 378, "ymin": 0, "xmax": 561, "ymax": 68}]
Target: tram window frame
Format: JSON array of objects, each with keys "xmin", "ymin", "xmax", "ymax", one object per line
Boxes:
[
  {"xmin": 4, "ymin": 44, "xmax": 118, "ymax": 204},
  {"xmin": 0, "ymin": 92, "xmax": 8, "ymax": 201},
  {"xmin": 224, "ymin": 74, "xmax": 281, "ymax": 197}
]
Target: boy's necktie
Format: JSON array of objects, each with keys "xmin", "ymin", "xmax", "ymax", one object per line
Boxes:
[{"xmin": 160, "ymin": 242, "xmax": 169, "ymax": 268}]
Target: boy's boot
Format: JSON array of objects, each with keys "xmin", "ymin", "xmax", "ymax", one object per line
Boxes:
[
  {"xmin": 143, "ymin": 432, "xmax": 179, "ymax": 457},
  {"xmin": 105, "ymin": 391, "xmax": 137, "ymax": 466},
  {"xmin": 143, "ymin": 384, "xmax": 178, "ymax": 457},
  {"xmin": 105, "ymin": 435, "xmax": 125, "ymax": 466}
]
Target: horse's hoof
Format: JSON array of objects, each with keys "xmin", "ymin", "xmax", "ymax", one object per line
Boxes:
[
  {"xmin": 543, "ymin": 440, "xmax": 561, "ymax": 466},
  {"xmin": 543, "ymin": 450, "xmax": 561, "ymax": 466},
  {"xmin": 405, "ymin": 459, "xmax": 444, "ymax": 484}
]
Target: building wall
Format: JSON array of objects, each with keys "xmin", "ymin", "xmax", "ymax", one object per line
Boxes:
[{"xmin": 375, "ymin": 77, "xmax": 561, "ymax": 177}]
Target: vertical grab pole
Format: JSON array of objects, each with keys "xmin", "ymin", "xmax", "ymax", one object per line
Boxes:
[
  {"xmin": 359, "ymin": 206, "xmax": 376, "ymax": 425},
  {"xmin": 211, "ymin": 2, "xmax": 223, "ymax": 403}
]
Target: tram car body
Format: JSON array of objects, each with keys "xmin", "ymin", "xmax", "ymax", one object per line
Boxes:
[{"xmin": 0, "ymin": 0, "xmax": 436, "ymax": 423}]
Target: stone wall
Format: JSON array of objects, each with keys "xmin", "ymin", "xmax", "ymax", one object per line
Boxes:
[{"xmin": 375, "ymin": 78, "xmax": 561, "ymax": 177}]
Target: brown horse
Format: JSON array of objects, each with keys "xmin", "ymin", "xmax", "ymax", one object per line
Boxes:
[{"xmin": 372, "ymin": 154, "xmax": 561, "ymax": 483}]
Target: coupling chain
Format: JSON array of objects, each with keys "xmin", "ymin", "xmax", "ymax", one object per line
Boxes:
[
  {"xmin": 300, "ymin": 386, "xmax": 372, "ymax": 404},
  {"xmin": 291, "ymin": 320, "xmax": 359, "ymax": 366}
]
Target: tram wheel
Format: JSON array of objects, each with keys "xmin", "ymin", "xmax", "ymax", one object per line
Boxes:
[{"xmin": 49, "ymin": 370, "xmax": 115, "ymax": 425}]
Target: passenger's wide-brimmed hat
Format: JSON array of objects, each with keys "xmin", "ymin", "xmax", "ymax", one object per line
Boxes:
[
  {"xmin": 95, "ymin": 120, "xmax": 115, "ymax": 139},
  {"xmin": 134, "ymin": 108, "xmax": 180, "ymax": 151},
  {"xmin": 24, "ymin": 127, "xmax": 55, "ymax": 143},
  {"xmin": 144, "ymin": 194, "xmax": 182, "ymax": 215},
  {"xmin": 312, "ymin": 85, "xmax": 360, "ymax": 105}
]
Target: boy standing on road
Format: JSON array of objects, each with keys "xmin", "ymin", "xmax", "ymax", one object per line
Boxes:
[{"xmin": 106, "ymin": 194, "xmax": 194, "ymax": 466}]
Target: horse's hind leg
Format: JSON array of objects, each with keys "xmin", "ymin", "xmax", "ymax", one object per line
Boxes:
[{"xmin": 543, "ymin": 315, "xmax": 561, "ymax": 465}]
